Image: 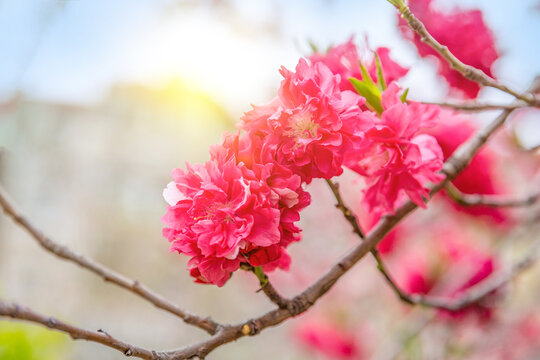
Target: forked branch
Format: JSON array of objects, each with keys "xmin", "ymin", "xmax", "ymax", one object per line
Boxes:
[{"xmin": 445, "ymin": 182, "xmax": 540, "ymax": 208}]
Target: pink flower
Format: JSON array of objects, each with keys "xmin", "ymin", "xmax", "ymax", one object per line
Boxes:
[
  {"xmin": 426, "ymin": 110, "xmax": 510, "ymax": 225},
  {"xmin": 161, "ymin": 150, "xmax": 308, "ymax": 286},
  {"xmin": 295, "ymin": 320, "xmax": 363, "ymax": 360},
  {"xmin": 399, "ymin": 0, "xmax": 499, "ymax": 99},
  {"xmin": 242, "ymin": 58, "xmax": 374, "ymax": 182},
  {"xmin": 309, "ymin": 38, "xmax": 408, "ymax": 91},
  {"xmin": 393, "ymin": 223, "xmax": 498, "ymax": 321},
  {"xmin": 345, "ymin": 83, "xmax": 444, "ymax": 214}
]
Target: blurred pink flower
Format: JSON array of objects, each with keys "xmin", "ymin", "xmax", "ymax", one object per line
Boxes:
[
  {"xmin": 399, "ymin": 0, "xmax": 499, "ymax": 98},
  {"xmin": 427, "ymin": 110, "xmax": 510, "ymax": 225},
  {"xmin": 394, "ymin": 224, "xmax": 498, "ymax": 321},
  {"xmin": 295, "ymin": 320, "xmax": 363, "ymax": 360}
]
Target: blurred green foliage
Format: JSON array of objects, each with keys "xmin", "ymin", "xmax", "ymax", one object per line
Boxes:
[{"xmin": 0, "ymin": 322, "xmax": 68, "ymax": 360}]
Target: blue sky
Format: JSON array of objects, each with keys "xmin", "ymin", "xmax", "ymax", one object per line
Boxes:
[{"xmin": 0, "ymin": 0, "xmax": 539, "ymax": 115}]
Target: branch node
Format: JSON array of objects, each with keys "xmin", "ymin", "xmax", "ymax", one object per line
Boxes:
[{"xmin": 47, "ymin": 317, "xmax": 57, "ymax": 328}]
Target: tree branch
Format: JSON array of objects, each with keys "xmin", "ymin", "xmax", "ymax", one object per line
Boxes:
[
  {"xmin": 242, "ymin": 264, "xmax": 290, "ymax": 309},
  {"xmin": 324, "ymin": 177, "xmax": 537, "ymax": 310},
  {"xmin": 325, "ymin": 179, "xmax": 364, "ymax": 238},
  {"xmin": 421, "ymin": 101, "xmax": 529, "ymax": 112},
  {"xmin": 324, "ymin": 179, "xmax": 416, "ymax": 303},
  {"xmin": 0, "ymin": 300, "xmax": 166, "ymax": 359},
  {"xmin": 445, "ymin": 182, "xmax": 540, "ymax": 208},
  {"xmin": 0, "ymin": 185, "xmax": 219, "ymax": 335},
  {"xmin": 391, "ymin": 0, "xmax": 540, "ymax": 106}
]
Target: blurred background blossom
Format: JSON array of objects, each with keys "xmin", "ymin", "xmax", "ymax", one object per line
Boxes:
[{"xmin": 1, "ymin": 0, "xmax": 540, "ymax": 359}]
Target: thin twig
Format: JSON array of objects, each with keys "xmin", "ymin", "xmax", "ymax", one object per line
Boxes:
[
  {"xmin": 422, "ymin": 101, "xmax": 529, "ymax": 112},
  {"xmin": 0, "ymin": 300, "xmax": 165, "ymax": 359},
  {"xmin": 370, "ymin": 249, "xmax": 414, "ymax": 305},
  {"xmin": 242, "ymin": 264, "xmax": 290, "ymax": 309},
  {"xmin": 445, "ymin": 182, "xmax": 540, "ymax": 208},
  {"xmin": 325, "ymin": 179, "xmax": 414, "ymax": 303},
  {"xmin": 0, "ymin": 185, "xmax": 219, "ymax": 335},
  {"xmin": 2, "ymin": 77, "xmax": 540, "ymax": 359},
  {"xmin": 391, "ymin": 0, "xmax": 540, "ymax": 106},
  {"xmin": 325, "ymin": 179, "xmax": 364, "ymax": 238}
]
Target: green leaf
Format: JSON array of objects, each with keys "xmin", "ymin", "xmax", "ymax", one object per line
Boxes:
[
  {"xmin": 308, "ymin": 39, "xmax": 318, "ymax": 54},
  {"xmin": 374, "ymin": 52, "xmax": 387, "ymax": 91},
  {"xmin": 400, "ymin": 88, "xmax": 409, "ymax": 103},
  {"xmin": 349, "ymin": 77, "xmax": 383, "ymax": 114},
  {"xmin": 358, "ymin": 61, "xmax": 376, "ymax": 87}
]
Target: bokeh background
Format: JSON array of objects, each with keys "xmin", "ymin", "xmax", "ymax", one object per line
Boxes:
[{"xmin": 1, "ymin": 0, "xmax": 540, "ymax": 359}]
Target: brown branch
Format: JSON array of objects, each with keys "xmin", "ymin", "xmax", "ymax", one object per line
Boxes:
[
  {"xmin": 325, "ymin": 179, "xmax": 364, "ymax": 238},
  {"xmin": 325, "ymin": 179, "xmax": 415, "ymax": 303},
  {"xmin": 323, "ymin": 177, "xmax": 528, "ymax": 311},
  {"xmin": 0, "ymin": 300, "xmax": 166, "ymax": 359},
  {"xmin": 0, "ymin": 185, "xmax": 219, "ymax": 335},
  {"xmin": 391, "ymin": 0, "xmax": 540, "ymax": 106},
  {"xmin": 445, "ymin": 182, "xmax": 540, "ymax": 208},
  {"xmin": 241, "ymin": 264, "xmax": 290, "ymax": 309},
  {"xmin": 421, "ymin": 101, "xmax": 529, "ymax": 112}
]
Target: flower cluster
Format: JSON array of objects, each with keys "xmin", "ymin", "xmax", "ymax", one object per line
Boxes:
[
  {"xmin": 162, "ymin": 39, "xmax": 445, "ymax": 286},
  {"xmin": 162, "ymin": 133, "xmax": 310, "ymax": 287},
  {"xmin": 399, "ymin": 0, "xmax": 499, "ymax": 98}
]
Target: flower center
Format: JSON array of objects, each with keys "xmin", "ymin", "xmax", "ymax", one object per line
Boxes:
[{"xmin": 285, "ymin": 112, "xmax": 319, "ymax": 139}]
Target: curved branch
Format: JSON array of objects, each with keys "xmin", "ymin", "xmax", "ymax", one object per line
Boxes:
[
  {"xmin": 242, "ymin": 264, "xmax": 290, "ymax": 309},
  {"xmin": 445, "ymin": 182, "xmax": 540, "ymax": 208},
  {"xmin": 325, "ymin": 180, "xmax": 415, "ymax": 303},
  {"xmin": 325, "ymin": 179, "xmax": 364, "ymax": 238},
  {"xmin": 391, "ymin": 0, "xmax": 540, "ymax": 106},
  {"xmin": 0, "ymin": 300, "xmax": 166, "ymax": 359},
  {"xmin": 0, "ymin": 185, "xmax": 219, "ymax": 335}
]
